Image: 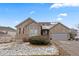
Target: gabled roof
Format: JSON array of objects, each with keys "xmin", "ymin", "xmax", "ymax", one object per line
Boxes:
[
  {"xmin": 16, "ymin": 17, "xmax": 38, "ymax": 27},
  {"xmin": 0, "ymin": 26, "xmax": 16, "ymax": 31},
  {"xmin": 15, "ymin": 17, "xmax": 70, "ymax": 30},
  {"xmin": 50, "ymin": 22, "xmax": 70, "ymax": 30}
]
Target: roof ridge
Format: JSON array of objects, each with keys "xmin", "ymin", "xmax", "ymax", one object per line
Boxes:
[{"xmin": 15, "ymin": 17, "xmax": 37, "ymax": 27}]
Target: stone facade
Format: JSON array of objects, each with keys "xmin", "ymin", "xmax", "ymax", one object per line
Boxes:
[{"xmin": 16, "ymin": 18, "xmax": 41, "ymax": 42}]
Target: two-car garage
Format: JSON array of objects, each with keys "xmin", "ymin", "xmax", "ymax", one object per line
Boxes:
[
  {"xmin": 50, "ymin": 33, "xmax": 70, "ymax": 40},
  {"xmin": 49, "ymin": 23, "xmax": 70, "ymax": 41}
]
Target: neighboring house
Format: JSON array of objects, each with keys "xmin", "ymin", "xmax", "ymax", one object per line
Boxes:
[
  {"xmin": 16, "ymin": 17, "xmax": 70, "ymax": 41},
  {"xmin": 0, "ymin": 26, "xmax": 16, "ymax": 43},
  {"xmin": 0, "ymin": 26, "xmax": 16, "ymax": 37}
]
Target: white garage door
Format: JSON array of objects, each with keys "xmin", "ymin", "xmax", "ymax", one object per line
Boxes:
[{"xmin": 51, "ymin": 33, "xmax": 69, "ymax": 40}]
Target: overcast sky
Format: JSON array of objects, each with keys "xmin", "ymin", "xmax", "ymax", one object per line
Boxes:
[{"xmin": 0, "ymin": 3, "xmax": 79, "ymax": 29}]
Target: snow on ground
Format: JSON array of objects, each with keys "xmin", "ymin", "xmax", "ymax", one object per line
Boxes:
[{"xmin": 0, "ymin": 42, "xmax": 59, "ymax": 56}]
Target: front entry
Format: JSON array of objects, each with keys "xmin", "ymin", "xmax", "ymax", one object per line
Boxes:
[{"xmin": 41, "ymin": 29, "xmax": 49, "ymax": 36}]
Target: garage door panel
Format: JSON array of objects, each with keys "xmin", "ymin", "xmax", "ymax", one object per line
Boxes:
[{"xmin": 51, "ymin": 33, "xmax": 69, "ymax": 40}]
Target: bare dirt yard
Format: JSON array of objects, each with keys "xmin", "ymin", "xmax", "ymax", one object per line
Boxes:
[{"xmin": 0, "ymin": 42, "xmax": 59, "ymax": 56}]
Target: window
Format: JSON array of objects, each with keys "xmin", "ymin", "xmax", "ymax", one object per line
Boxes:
[
  {"xmin": 23, "ymin": 28, "xmax": 24, "ymax": 34},
  {"xmin": 29, "ymin": 29, "xmax": 38, "ymax": 37},
  {"xmin": 19, "ymin": 28, "xmax": 21, "ymax": 34},
  {"xmin": 32, "ymin": 29, "xmax": 38, "ymax": 36},
  {"xmin": 29, "ymin": 25, "xmax": 32, "ymax": 29}
]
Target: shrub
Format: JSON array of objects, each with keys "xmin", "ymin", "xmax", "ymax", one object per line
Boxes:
[
  {"xmin": 29, "ymin": 36, "xmax": 50, "ymax": 45},
  {"xmin": 69, "ymin": 33, "xmax": 76, "ymax": 40}
]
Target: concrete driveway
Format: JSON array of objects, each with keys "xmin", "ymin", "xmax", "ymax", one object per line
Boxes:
[{"xmin": 52, "ymin": 40, "xmax": 79, "ymax": 56}]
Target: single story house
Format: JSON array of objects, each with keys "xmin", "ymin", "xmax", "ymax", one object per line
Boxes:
[{"xmin": 16, "ymin": 17, "xmax": 70, "ymax": 41}]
